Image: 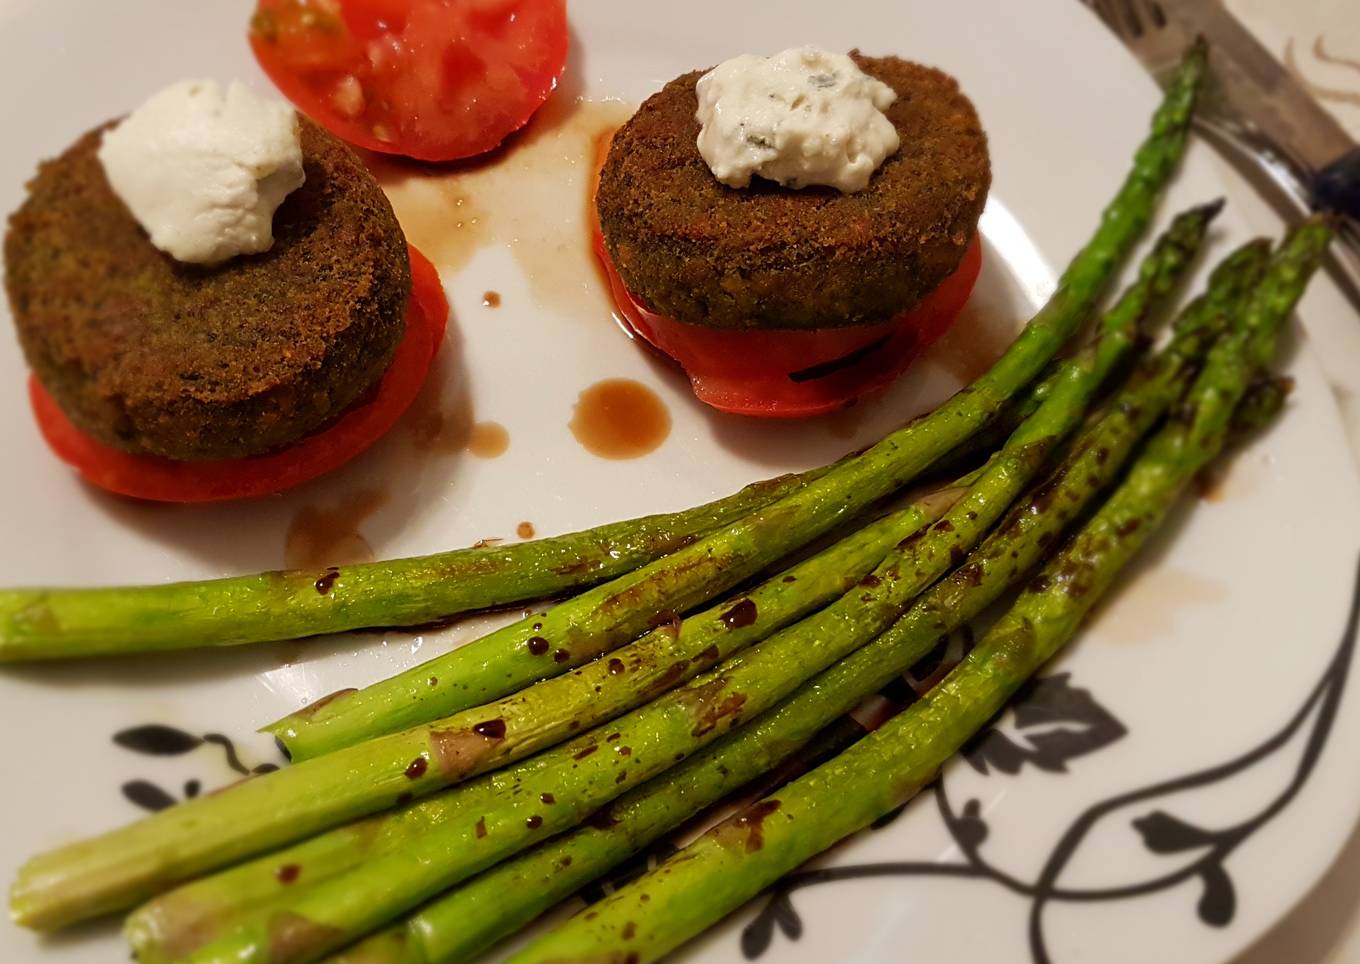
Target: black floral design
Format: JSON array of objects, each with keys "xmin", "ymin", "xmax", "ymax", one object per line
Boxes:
[
  {"xmin": 112, "ymin": 724, "xmax": 282, "ymax": 812},
  {"xmin": 743, "ymin": 555, "xmax": 1360, "ymax": 963},
  {"xmin": 963, "ymin": 673, "xmax": 1127, "ymax": 776}
]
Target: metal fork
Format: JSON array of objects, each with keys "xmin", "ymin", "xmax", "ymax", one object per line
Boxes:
[{"xmin": 1080, "ymin": 0, "xmax": 1360, "ymax": 308}]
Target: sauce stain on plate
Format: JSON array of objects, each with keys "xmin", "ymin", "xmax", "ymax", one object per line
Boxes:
[
  {"xmin": 373, "ymin": 98, "xmax": 634, "ymax": 321},
  {"xmin": 570, "ymin": 378, "xmax": 671, "ymax": 459},
  {"xmin": 516, "ymin": 521, "xmax": 536, "ymax": 539},
  {"xmin": 284, "ymin": 488, "xmax": 389, "ymax": 569},
  {"xmin": 406, "ymin": 380, "xmax": 510, "ymax": 459},
  {"xmin": 1090, "ymin": 565, "xmax": 1229, "ymax": 644},
  {"xmin": 1195, "ymin": 453, "xmax": 1265, "ymax": 503},
  {"xmin": 375, "ymin": 172, "xmax": 486, "ymax": 274},
  {"xmin": 466, "ymin": 421, "xmax": 510, "ymax": 458}
]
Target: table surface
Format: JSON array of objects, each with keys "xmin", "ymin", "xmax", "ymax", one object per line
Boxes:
[{"xmin": 1216, "ymin": 2, "xmax": 1360, "ymax": 962}]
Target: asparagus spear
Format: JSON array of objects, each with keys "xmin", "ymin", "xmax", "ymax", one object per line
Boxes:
[
  {"xmin": 10, "ymin": 311, "xmax": 1095, "ymax": 935},
  {"xmin": 510, "ymin": 220, "xmax": 1332, "ymax": 964},
  {"xmin": 170, "ymin": 224, "xmax": 1186, "ymax": 964},
  {"xmin": 135, "ymin": 487, "xmax": 981, "ymax": 961},
  {"xmin": 1233, "ymin": 374, "xmax": 1292, "ymax": 436},
  {"xmin": 127, "ymin": 207, "xmax": 1220, "ymax": 964},
  {"xmin": 271, "ymin": 211, "xmax": 1216, "ymax": 766},
  {"xmin": 321, "ymin": 233, "xmax": 1259, "ymax": 964},
  {"xmin": 0, "ymin": 467, "xmax": 824, "ymax": 661},
  {"xmin": 10, "ymin": 328, "xmax": 1075, "ymax": 941},
  {"xmin": 9, "ymin": 42, "xmax": 1205, "ymax": 933},
  {"xmin": 271, "ymin": 48, "xmax": 1207, "ymax": 760}
]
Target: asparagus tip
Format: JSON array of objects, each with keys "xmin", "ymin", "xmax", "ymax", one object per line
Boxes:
[{"xmin": 1196, "ymin": 197, "xmax": 1226, "ymax": 219}]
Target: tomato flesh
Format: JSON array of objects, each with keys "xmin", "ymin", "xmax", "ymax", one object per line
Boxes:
[
  {"xmin": 29, "ymin": 246, "xmax": 448, "ymax": 503},
  {"xmin": 249, "ymin": 0, "xmax": 569, "ymax": 162},
  {"xmin": 593, "ymin": 228, "xmax": 982, "ymax": 418}
]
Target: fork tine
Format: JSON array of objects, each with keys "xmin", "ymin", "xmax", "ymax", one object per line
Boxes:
[
  {"xmin": 1142, "ymin": 0, "xmax": 1168, "ymax": 30},
  {"xmin": 1116, "ymin": 0, "xmax": 1145, "ymax": 38},
  {"xmin": 1082, "ymin": 0, "xmax": 1122, "ymax": 35}
]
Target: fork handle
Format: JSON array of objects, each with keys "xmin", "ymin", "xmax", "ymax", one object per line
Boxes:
[
  {"xmin": 1205, "ymin": 125, "xmax": 1360, "ymax": 309},
  {"xmin": 1316, "ymin": 148, "xmax": 1360, "ymax": 221}
]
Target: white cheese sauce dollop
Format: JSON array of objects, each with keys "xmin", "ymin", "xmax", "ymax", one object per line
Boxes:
[
  {"xmin": 97, "ymin": 79, "xmax": 305, "ymax": 265},
  {"xmin": 694, "ymin": 47, "xmax": 900, "ymax": 193}
]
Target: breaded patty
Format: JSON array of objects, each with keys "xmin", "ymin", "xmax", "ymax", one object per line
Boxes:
[
  {"xmin": 4, "ymin": 117, "xmax": 410, "ymax": 461},
  {"xmin": 596, "ymin": 53, "xmax": 990, "ymax": 330}
]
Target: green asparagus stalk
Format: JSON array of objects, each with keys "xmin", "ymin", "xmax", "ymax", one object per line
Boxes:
[
  {"xmin": 11, "ymin": 331, "xmax": 1081, "ymax": 940},
  {"xmin": 127, "ymin": 205, "xmax": 1219, "ymax": 964},
  {"xmin": 9, "ymin": 42, "xmax": 1204, "ymax": 932},
  {"xmin": 270, "ymin": 64, "xmax": 1209, "ymax": 760},
  {"xmin": 9, "ymin": 320, "xmax": 1082, "ymax": 935},
  {"xmin": 124, "ymin": 501, "xmax": 951, "ymax": 964},
  {"xmin": 171, "ymin": 224, "xmax": 1179, "ymax": 964},
  {"xmin": 269, "ymin": 207, "xmax": 1217, "ymax": 767},
  {"xmin": 1233, "ymin": 374, "xmax": 1292, "ymax": 436},
  {"xmin": 0, "ymin": 468, "xmax": 822, "ymax": 661},
  {"xmin": 322, "ymin": 231, "xmax": 1257, "ymax": 964},
  {"xmin": 127, "ymin": 491, "xmax": 972, "ymax": 962},
  {"xmin": 510, "ymin": 219, "xmax": 1332, "ymax": 964}
]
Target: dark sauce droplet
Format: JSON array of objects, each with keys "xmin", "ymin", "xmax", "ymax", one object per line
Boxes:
[
  {"xmin": 275, "ymin": 864, "xmax": 301, "ymax": 884},
  {"xmin": 553, "ymin": 649, "xmax": 572, "ymax": 663},
  {"xmin": 720, "ymin": 599, "xmax": 759, "ymax": 629},
  {"xmin": 569, "ymin": 379, "xmax": 672, "ymax": 460},
  {"xmin": 527, "ymin": 636, "xmax": 550, "ymax": 656},
  {"xmin": 694, "ymin": 644, "xmax": 721, "ymax": 664},
  {"xmin": 473, "ymin": 719, "xmax": 507, "ymax": 739},
  {"xmin": 648, "ymin": 610, "xmax": 681, "ymax": 632},
  {"xmin": 526, "ymin": 815, "xmax": 544, "ymax": 829},
  {"xmin": 482, "ymin": 290, "xmax": 501, "ymax": 308},
  {"xmin": 541, "ymin": 792, "xmax": 556, "ymax": 804},
  {"xmin": 183, "ymin": 779, "xmax": 201, "ymax": 799},
  {"xmin": 314, "ymin": 567, "xmax": 341, "ymax": 595},
  {"xmin": 405, "ymin": 756, "xmax": 429, "ymax": 780},
  {"xmin": 608, "ymin": 658, "xmax": 626, "ymax": 675}
]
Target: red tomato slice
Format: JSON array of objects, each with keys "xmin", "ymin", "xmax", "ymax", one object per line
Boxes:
[
  {"xmin": 593, "ymin": 227, "xmax": 982, "ymax": 418},
  {"xmin": 29, "ymin": 246, "xmax": 449, "ymax": 503},
  {"xmin": 249, "ymin": 0, "xmax": 568, "ymax": 162}
]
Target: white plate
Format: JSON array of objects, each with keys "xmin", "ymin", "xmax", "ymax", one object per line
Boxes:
[{"xmin": 2, "ymin": 1, "xmax": 1359, "ymax": 962}]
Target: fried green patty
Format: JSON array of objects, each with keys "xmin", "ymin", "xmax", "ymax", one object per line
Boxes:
[
  {"xmin": 596, "ymin": 53, "xmax": 990, "ymax": 331},
  {"xmin": 4, "ymin": 117, "xmax": 410, "ymax": 461}
]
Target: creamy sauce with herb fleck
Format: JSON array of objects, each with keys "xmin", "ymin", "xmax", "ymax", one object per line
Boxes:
[
  {"xmin": 695, "ymin": 47, "xmax": 899, "ymax": 192},
  {"xmin": 99, "ymin": 79, "xmax": 304, "ymax": 264}
]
